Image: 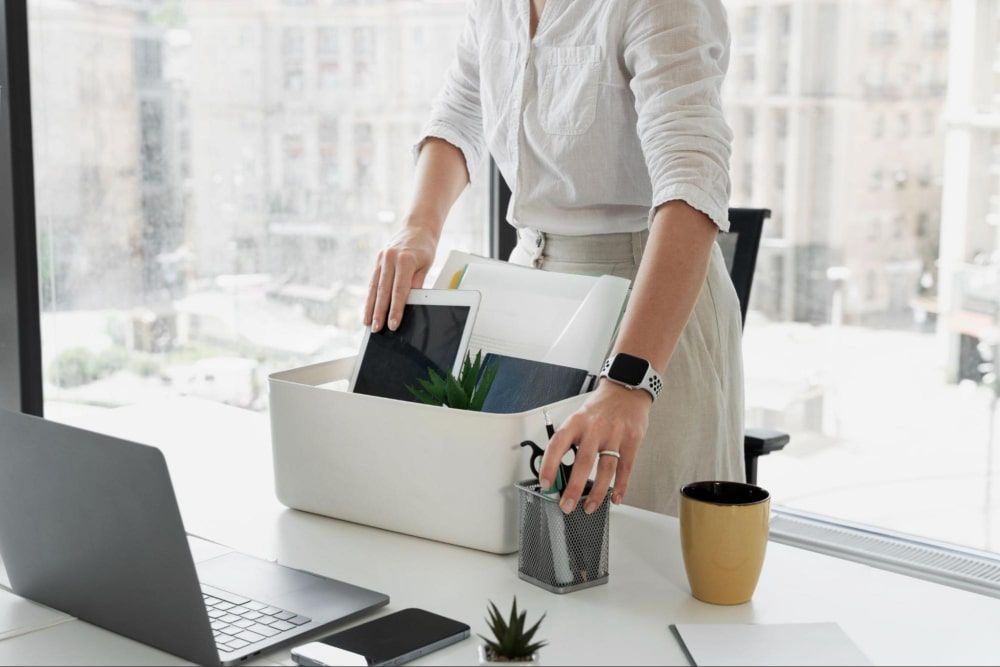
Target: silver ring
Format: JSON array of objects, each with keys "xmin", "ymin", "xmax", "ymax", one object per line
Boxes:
[{"xmin": 598, "ymin": 450, "xmax": 621, "ymax": 461}]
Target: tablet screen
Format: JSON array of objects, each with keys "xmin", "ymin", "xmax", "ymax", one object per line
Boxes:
[{"xmin": 353, "ymin": 304, "xmax": 472, "ymax": 402}]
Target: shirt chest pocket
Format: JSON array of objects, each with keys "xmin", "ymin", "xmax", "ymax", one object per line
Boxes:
[{"xmin": 536, "ymin": 44, "xmax": 602, "ymax": 136}]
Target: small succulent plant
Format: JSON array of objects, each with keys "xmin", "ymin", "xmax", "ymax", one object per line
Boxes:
[
  {"xmin": 406, "ymin": 350, "xmax": 498, "ymax": 411},
  {"xmin": 479, "ymin": 597, "xmax": 547, "ymax": 662}
]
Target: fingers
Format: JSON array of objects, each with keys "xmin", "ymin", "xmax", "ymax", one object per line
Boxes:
[
  {"xmin": 362, "ymin": 263, "xmax": 381, "ymax": 327},
  {"xmin": 386, "ymin": 251, "xmax": 418, "ymax": 331},
  {"xmin": 612, "ymin": 453, "xmax": 635, "ymax": 505},
  {"xmin": 538, "ymin": 416, "xmax": 580, "ymax": 492},
  {"xmin": 585, "ymin": 447, "xmax": 619, "ymax": 514},
  {"xmin": 612, "ymin": 425, "xmax": 642, "ymax": 505},
  {"xmin": 410, "ymin": 267, "xmax": 427, "ymax": 289},
  {"xmin": 370, "ymin": 252, "xmax": 396, "ymax": 332},
  {"xmin": 560, "ymin": 418, "xmax": 614, "ymax": 514}
]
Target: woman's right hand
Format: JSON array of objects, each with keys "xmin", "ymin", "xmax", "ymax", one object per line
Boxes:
[{"xmin": 362, "ymin": 223, "xmax": 439, "ymax": 332}]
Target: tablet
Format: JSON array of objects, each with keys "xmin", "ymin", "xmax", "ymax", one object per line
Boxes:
[{"xmin": 349, "ymin": 288, "xmax": 481, "ymax": 402}]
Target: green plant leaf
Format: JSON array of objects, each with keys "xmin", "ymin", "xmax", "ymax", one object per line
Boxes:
[
  {"xmin": 444, "ymin": 373, "xmax": 469, "ymax": 409},
  {"xmin": 470, "ymin": 362, "xmax": 498, "ymax": 411},
  {"xmin": 427, "ymin": 368, "xmax": 447, "ymax": 393},
  {"xmin": 460, "ymin": 352, "xmax": 478, "ymax": 398},
  {"xmin": 418, "ymin": 378, "xmax": 444, "ymax": 405},
  {"xmin": 405, "ymin": 384, "xmax": 440, "ymax": 406},
  {"xmin": 480, "ymin": 597, "xmax": 545, "ymax": 660},
  {"xmin": 520, "ymin": 613, "xmax": 546, "ymax": 647}
]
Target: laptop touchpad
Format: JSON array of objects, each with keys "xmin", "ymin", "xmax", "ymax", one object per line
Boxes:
[{"xmin": 196, "ymin": 552, "xmax": 327, "ymax": 601}]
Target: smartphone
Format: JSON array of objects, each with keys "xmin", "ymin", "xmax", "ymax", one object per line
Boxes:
[{"xmin": 290, "ymin": 608, "xmax": 470, "ymax": 667}]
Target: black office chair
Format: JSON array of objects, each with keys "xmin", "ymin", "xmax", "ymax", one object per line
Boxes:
[{"xmin": 722, "ymin": 208, "xmax": 790, "ymax": 485}]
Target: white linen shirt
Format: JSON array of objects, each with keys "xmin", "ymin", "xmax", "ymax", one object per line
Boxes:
[{"xmin": 416, "ymin": 0, "xmax": 734, "ymax": 234}]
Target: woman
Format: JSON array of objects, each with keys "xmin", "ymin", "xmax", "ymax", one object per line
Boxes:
[{"xmin": 363, "ymin": 0, "xmax": 743, "ymax": 517}]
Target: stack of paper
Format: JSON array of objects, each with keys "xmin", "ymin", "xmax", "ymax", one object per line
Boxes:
[{"xmin": 433, "ymin": 251, "xmax": 631, "ymax": 375}]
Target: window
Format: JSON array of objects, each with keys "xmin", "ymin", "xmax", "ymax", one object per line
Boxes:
[
  {"xmin": 743, "ymin": 110, "xmax": 756, "ymax": 141},
  {"xmin": 317, "ymin": 27, "xmax": 340, "ymax": 90},
  {"xmin": 723, "ymin": 1, "xmax": 1000, "ymax": 554},
  {"xmin": 872, "ymin": 113, "xmax": 885, "ymax": 139},
  {"xmin": 283, "ymin": 26, "xmax": 305, "ymax": 93},
  {"xmin": 318, "ymin": 117, "xmax": 340, "ymax": 188},
  {"xmin": 29, "ymin": 0, "xmax": 487, "ymax": 417},
  {"xmin": 353, "ymin": 26, "xmax": 376, "ymax": 83}
]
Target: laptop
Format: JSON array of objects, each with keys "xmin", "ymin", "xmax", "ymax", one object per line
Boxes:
[{"xmin": 0, "ymin": 409, "xmax": 389, "ymax": 666}]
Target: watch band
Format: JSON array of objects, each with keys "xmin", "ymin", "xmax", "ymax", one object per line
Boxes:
[{"xmin": 599, "ymin": 357, "xmax": 662, "ymax": 401}]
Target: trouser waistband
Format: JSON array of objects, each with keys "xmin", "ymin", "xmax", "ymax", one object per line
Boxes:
[{"xmin": 514, "ymin": 228, "xmax": 649, "ymax": 267}]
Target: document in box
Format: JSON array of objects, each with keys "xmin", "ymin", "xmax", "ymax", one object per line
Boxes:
[
  {"xmin": 670, "ymin": 623, "xmax": 871, "ymax": 667},
  {"xmin": 435, "ymin": 251, "xmax": 631, "ymax": 374}
]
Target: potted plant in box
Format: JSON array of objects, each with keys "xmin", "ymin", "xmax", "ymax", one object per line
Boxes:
[
  {"xmin": 478, "ymin": 597, "xmax": 547, "ymax": 664},
  {"xmin": 407, "ymin": 350, "xmax": 498, "ymax": 411}
]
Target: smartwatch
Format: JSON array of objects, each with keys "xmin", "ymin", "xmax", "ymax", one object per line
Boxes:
[{"xmin": 599, "ymin": 353, "xmax": 662, "ymax": 401}]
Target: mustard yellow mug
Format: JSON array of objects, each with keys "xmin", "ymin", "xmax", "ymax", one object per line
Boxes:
[{"xmin": 679, "ymin": 481, "xmax": 770, "ymax": 605}]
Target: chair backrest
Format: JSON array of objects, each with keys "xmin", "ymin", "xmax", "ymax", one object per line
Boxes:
[{"xmin": 719, "ymin": 208, "xmax": 770, "ymax": 327}]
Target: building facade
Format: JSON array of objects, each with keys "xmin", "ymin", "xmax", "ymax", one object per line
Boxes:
[{"xmin": 724, "ymin": 0, "xmax": 951, "ymax": 327}]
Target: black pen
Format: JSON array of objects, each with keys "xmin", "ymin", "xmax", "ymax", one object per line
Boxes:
[{"xmin": 544, "ymin": 410, "xmax": 555, "ymax": 440}]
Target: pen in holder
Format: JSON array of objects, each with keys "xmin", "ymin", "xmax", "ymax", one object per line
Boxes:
[{"xmin": 514, "ymin": 477, "xmax": 611, "ymax": 594}]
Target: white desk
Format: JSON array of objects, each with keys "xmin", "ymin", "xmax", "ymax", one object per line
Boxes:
[{"xmin": 2, "ymin": 397, "xmax": 999, "ymax": 666}]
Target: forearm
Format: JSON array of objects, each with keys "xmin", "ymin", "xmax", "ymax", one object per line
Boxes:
[
  {"xmin": 405, "ymin": 137, "xmax": 470, "ymax": 238},
  {"xmin": 611, "ymin": 201, "xmax": 718, "ymax": 373}
]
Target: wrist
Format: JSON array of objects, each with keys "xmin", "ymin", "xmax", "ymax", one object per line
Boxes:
[
  {"xmin": 403, "ymin": 210, "xmax": 445, "ymax": 241},
  {"xmin": 596, "ymin": 377, "xmax": 654, "ymax": 406}
]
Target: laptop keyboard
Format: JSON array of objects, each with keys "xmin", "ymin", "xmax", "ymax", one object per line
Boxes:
[{"xmin": 202, "ymin": 584, "xmax": 311, "ymax": 654}]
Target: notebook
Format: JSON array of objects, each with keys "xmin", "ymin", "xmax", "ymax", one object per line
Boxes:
[
  {"xmin": 479, "ymin": 354, "xmax": 591, "ymax": 414},
  {"xmin": 670, "ymin": 623, "xmax": 871, "ymax": 667}
]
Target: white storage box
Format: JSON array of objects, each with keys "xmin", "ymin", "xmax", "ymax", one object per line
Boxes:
[{"xmin": 269, "ymin": 355, "xmax": 589, "ymax": 554}]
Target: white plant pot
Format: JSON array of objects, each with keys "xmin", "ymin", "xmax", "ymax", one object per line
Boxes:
[{"xmin": 478, "ymin": 644, "xmax": 541, "ymax": 665}]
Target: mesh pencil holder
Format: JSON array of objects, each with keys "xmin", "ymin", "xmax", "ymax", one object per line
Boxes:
[{"xmin": 515, "ymin": 479, "xmax": 610, "ymax": 594}]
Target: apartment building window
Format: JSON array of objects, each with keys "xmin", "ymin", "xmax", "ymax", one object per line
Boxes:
[
  {"xmin": 27, "ymin": 0, "xmax": 488, "ymax": 418},
  {"xmin": 283, "ymin": 27, "xmax": 305, "ymax": 93},
  {"xmin": 774, "ymin": 109, "xmax": 788, "ymax": 140},
  {"xmin": 283, "ymin": 134, "xmax": 305, "ymax": 188},
  {"xmin": 872, "ymin": 113, "xmax": 885, "ymax": 139},
  {"xmin": 777, "ymin": 4, "xmax": 792, "ymax": 36},
  {"xmin": 916, "ymin": 212, "xmax": 930, "ymax": 238},
  {"xmin": 869, "ymin": 168, "xmax": 884, "ymax": 191},
  {"xmin": 922, "ymin": 109, "xmax": 937, "ymax": 136},
  {"xmin": 740, "ymin": 54, "xmax": 757, "ymax": 85},
  {"xmin": 353, "ymin": 26, "xmax": 376, "ymax": 82},
  {"xmin": 317, "ymin": 27, "xmax": 340, "ymax": 91},
  {"xmin": 353, "ymin": 123, "xmax": 374, "ymax": 190},
  {"xmin": 134, "ymin": 38, "xmax": 163, "ymax": 84},
  {"xmin": 743, "ymin": 110, "xmax": 756, "ymax": 141},
  {"xmin": 742, "ymin": 7, "xmax": 760, "ymax": 39},
  {"xmin": 319, "ymin": 117, "xmax": 340, "ymax": 188},
  {"xmin": 897, "ymin": 112, "xmax": 911, "ymax": 139}
]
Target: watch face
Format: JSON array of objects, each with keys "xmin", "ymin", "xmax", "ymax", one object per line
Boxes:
[{"xmin": 609, "ymin": 353, "xmax": 649, "ymax": 386}]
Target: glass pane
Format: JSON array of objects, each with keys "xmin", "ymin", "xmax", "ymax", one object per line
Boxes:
[
  {"xmin": 725, "ymin": 0, "xmax": 1000, "ymax": 552},
  {"xmin": 29, "ymin": 0, "xmax": 487, "ymax": 420}
]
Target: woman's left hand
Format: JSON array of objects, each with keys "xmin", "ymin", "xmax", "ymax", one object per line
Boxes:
[{"xmin": 538, "ymin": 380, "xmax": 653, "ymax": 514}]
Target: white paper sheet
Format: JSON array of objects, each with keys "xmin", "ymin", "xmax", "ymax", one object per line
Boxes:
[
  {"xmin": 544, "ymin": 275, "xmax": 631, "ymax": 373},
  {"xmin": 671, "ymin": 623, "xmax": 871, "ymax": 667},
  {"xmin": 438, "ymin": 252, "xmax": 631, "ymax": 370}
]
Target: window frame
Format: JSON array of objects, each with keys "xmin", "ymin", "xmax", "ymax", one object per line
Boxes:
[{"xmin": 0, "ymin": 0, "xmax": 42, "ymax": 416}]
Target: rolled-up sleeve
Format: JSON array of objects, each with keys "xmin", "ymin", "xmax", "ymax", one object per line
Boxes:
[
  {"xmin": 413, "ymin": 0, "xmax": 485, "ymax": 184},
  {"xmin": 624, "ymin": 0, "xmax": 733, "ymax": 231}
]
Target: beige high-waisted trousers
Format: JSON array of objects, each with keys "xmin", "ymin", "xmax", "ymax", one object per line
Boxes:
[{"xmin": 509, "ymin": 227, "xmax": 745, "ymax": 516}]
